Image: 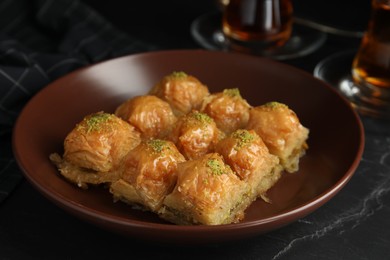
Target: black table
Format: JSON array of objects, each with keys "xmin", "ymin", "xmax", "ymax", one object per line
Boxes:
[{"xmin": 2, "ymin": 1, "xmax": 390, "ymax": 259}]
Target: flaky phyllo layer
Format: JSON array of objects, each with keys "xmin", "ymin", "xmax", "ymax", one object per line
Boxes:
[{"xmin": 50, "ymin": 71, "xmax": 309, "ymax": 225}]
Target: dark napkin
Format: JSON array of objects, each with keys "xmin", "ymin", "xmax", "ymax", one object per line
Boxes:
[{"xmin": 0, "ymin": 0, "xmax": 158, "ymax": 203}]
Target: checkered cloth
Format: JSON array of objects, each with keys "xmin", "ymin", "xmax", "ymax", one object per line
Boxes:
[{"xmin": 0, "ymin": 0, "xmax": 157, "ymax": 202}]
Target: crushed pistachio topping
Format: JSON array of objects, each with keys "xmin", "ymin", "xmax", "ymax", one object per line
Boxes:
[
  {"xmin": 79, "ymin": 112, "xmax": 113, "ymax": 133},
  {"xmin": 191, "ymin": 111, "xmax": 212, "ymax": 124},
  {"xmin": 264, "ymin": 101, "xmax": 288, "ymax": 109},
  {"xmin": 147, "ymin": 139, "xmax": 168, "ymax": 153},
  {"xmin": 169, "ymin": 71, "xmax": 188, "ymax": 79},
  {"xmin": 206, "ymin": 158, "xmax": 228, "ymax": 175},
  {"xmin": 223, "ymin": 88, "xmax": 241, "ymax": 98},
  {"xmin": 232, "ymin": 129, "xmax": 255, "ymax": 149}
]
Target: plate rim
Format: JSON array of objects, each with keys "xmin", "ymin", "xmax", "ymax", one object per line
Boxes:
[{"xmin": 12, "ymin": 49, "xmax": 365, "ymax": 241}]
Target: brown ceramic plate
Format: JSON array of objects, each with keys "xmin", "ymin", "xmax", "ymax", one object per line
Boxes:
[{"xmin": 13, "ymin": 50, "xmax": 364, "ymax": 245}]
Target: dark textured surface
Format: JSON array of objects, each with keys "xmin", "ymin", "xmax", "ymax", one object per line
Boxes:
[{"xmin": 2, "ymin": 0, "xmax": 389, "ymax": 259}]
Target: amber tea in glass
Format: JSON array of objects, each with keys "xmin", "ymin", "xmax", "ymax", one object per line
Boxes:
[
  {"xmin": 222, "ymin": 0, "xmax": 293, "ymax": 52},
  {"xmin": 351, "ymin": 0, "xmax": 390, "ymax": 109}
]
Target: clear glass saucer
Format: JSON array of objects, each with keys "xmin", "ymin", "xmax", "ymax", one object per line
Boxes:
[
  {"xmin": 314, "ymin": 50, "xmax": 390, "ymax": 119},
  {"xmin": 190, "ymin": 12, "xmax": 327, "ymax": 61}
]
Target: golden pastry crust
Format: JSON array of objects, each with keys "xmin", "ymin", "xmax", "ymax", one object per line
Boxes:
[
  {"xmin": 110, "ymin": 139, "xmax": 186, "ymax": 212},
  {"xmin": 215, "ymin": 129, "xmax": 281, "ymax": 198},
  {"xmin": 50, "ymin": 72, "xmax": 310, "ymax": 226},
  {"xmin": 160, "ymin": 153, "xmax": 252, "ymax": 225},
  {"xmin": 200, "ymin": 88, "xmax": 251, "ymax": 134},
  {"xmin": 49, "ymin": 153, "xmax": 122, "ymax": 189},
  {"xmin": 50, "ymin": 112, "xmax": 141, "ymax": 188},
  {"xmin": 246, "ymin": 102, "xmax": 309, "ymax": 173},
  {"xmin": 167, "ymin": 110, "xmax": 224, "ymax": 160},
  {"xmin": 149, "ymin": 71, "xmax": 210, "ymax": 116},
  {"xmin": 115, "ymin": 95, "xmax": 177, "ymax": 139}
]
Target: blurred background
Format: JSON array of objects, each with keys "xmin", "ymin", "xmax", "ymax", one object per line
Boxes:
[
  {"xmin": 81, "ymin": 0, "xmax": 371, "ymax": 50},
  {"xmin": 80, "ymin": 0, "xmax": 372, "ymax": 74}
]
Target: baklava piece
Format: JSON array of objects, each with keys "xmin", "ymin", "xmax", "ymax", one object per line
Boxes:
[
  {"xmin": 215, "ymin": 129, "xmax": 282, "ymax": 199},
  {"xmin": 246, "ymin": 102, "xmax": 309, "ymax": 173},
  {"xmin": 167, "ymin": 110, "xmax": 224, "ymax": 160},
  {"xmin": 200, "ymin": 88, "xmax": 251, "ymax": 134},
  {"xmin": 110, "ymin": 139, "xmax": 185, "ymax": 212},
  {"xmin": 49, "ymin": 112, "xmax": 141, "ymax": 188},
  {"xmin": 160, "ymin": 153, "xmax": 251, "ymax": 225},
  {"xmin": 149, "ymin": 71, "xmax": 210, "ymax": 116},
  {"xmin": 115, "ymin": 95, "xmax": 177, "ymax": 139}
]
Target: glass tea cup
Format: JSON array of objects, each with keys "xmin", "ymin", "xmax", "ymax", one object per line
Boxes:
[
  {"xmin": 350, "ymin": 0, "xmax": 390, "ymax": 117},
  {"xmin": 222, "ymin": 0, "xmax": 293, "ymax": 54}
]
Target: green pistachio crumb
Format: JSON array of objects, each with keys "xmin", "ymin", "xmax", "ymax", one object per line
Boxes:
[
  {"xmin": 223, "ymin": 88, "xmax": 241, "ymax": 98},
  {"xmin": 169, "ymin": 71, "xmax": 188, "ymax": 79},
  {"xmin": 264, "ymin": 101, "xmax": 288, "ymax": 109},
  {"xmin": 192, "ymin": 111, "xmax": 212, "ymax": 124},
  {"xmin": 232, "ymin": 129, "xmax": 255, "ymax": 149},
  {"xmin": 79, "ymin": 112, "xmax": 113, "ymax": 133},
  {"xmin": 147, "ymin": 139, "xmax": 168, "ymax": 153},
  {"xmin": 207, "ymin": 158, "xmax": 227, "ymax": 175}
]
